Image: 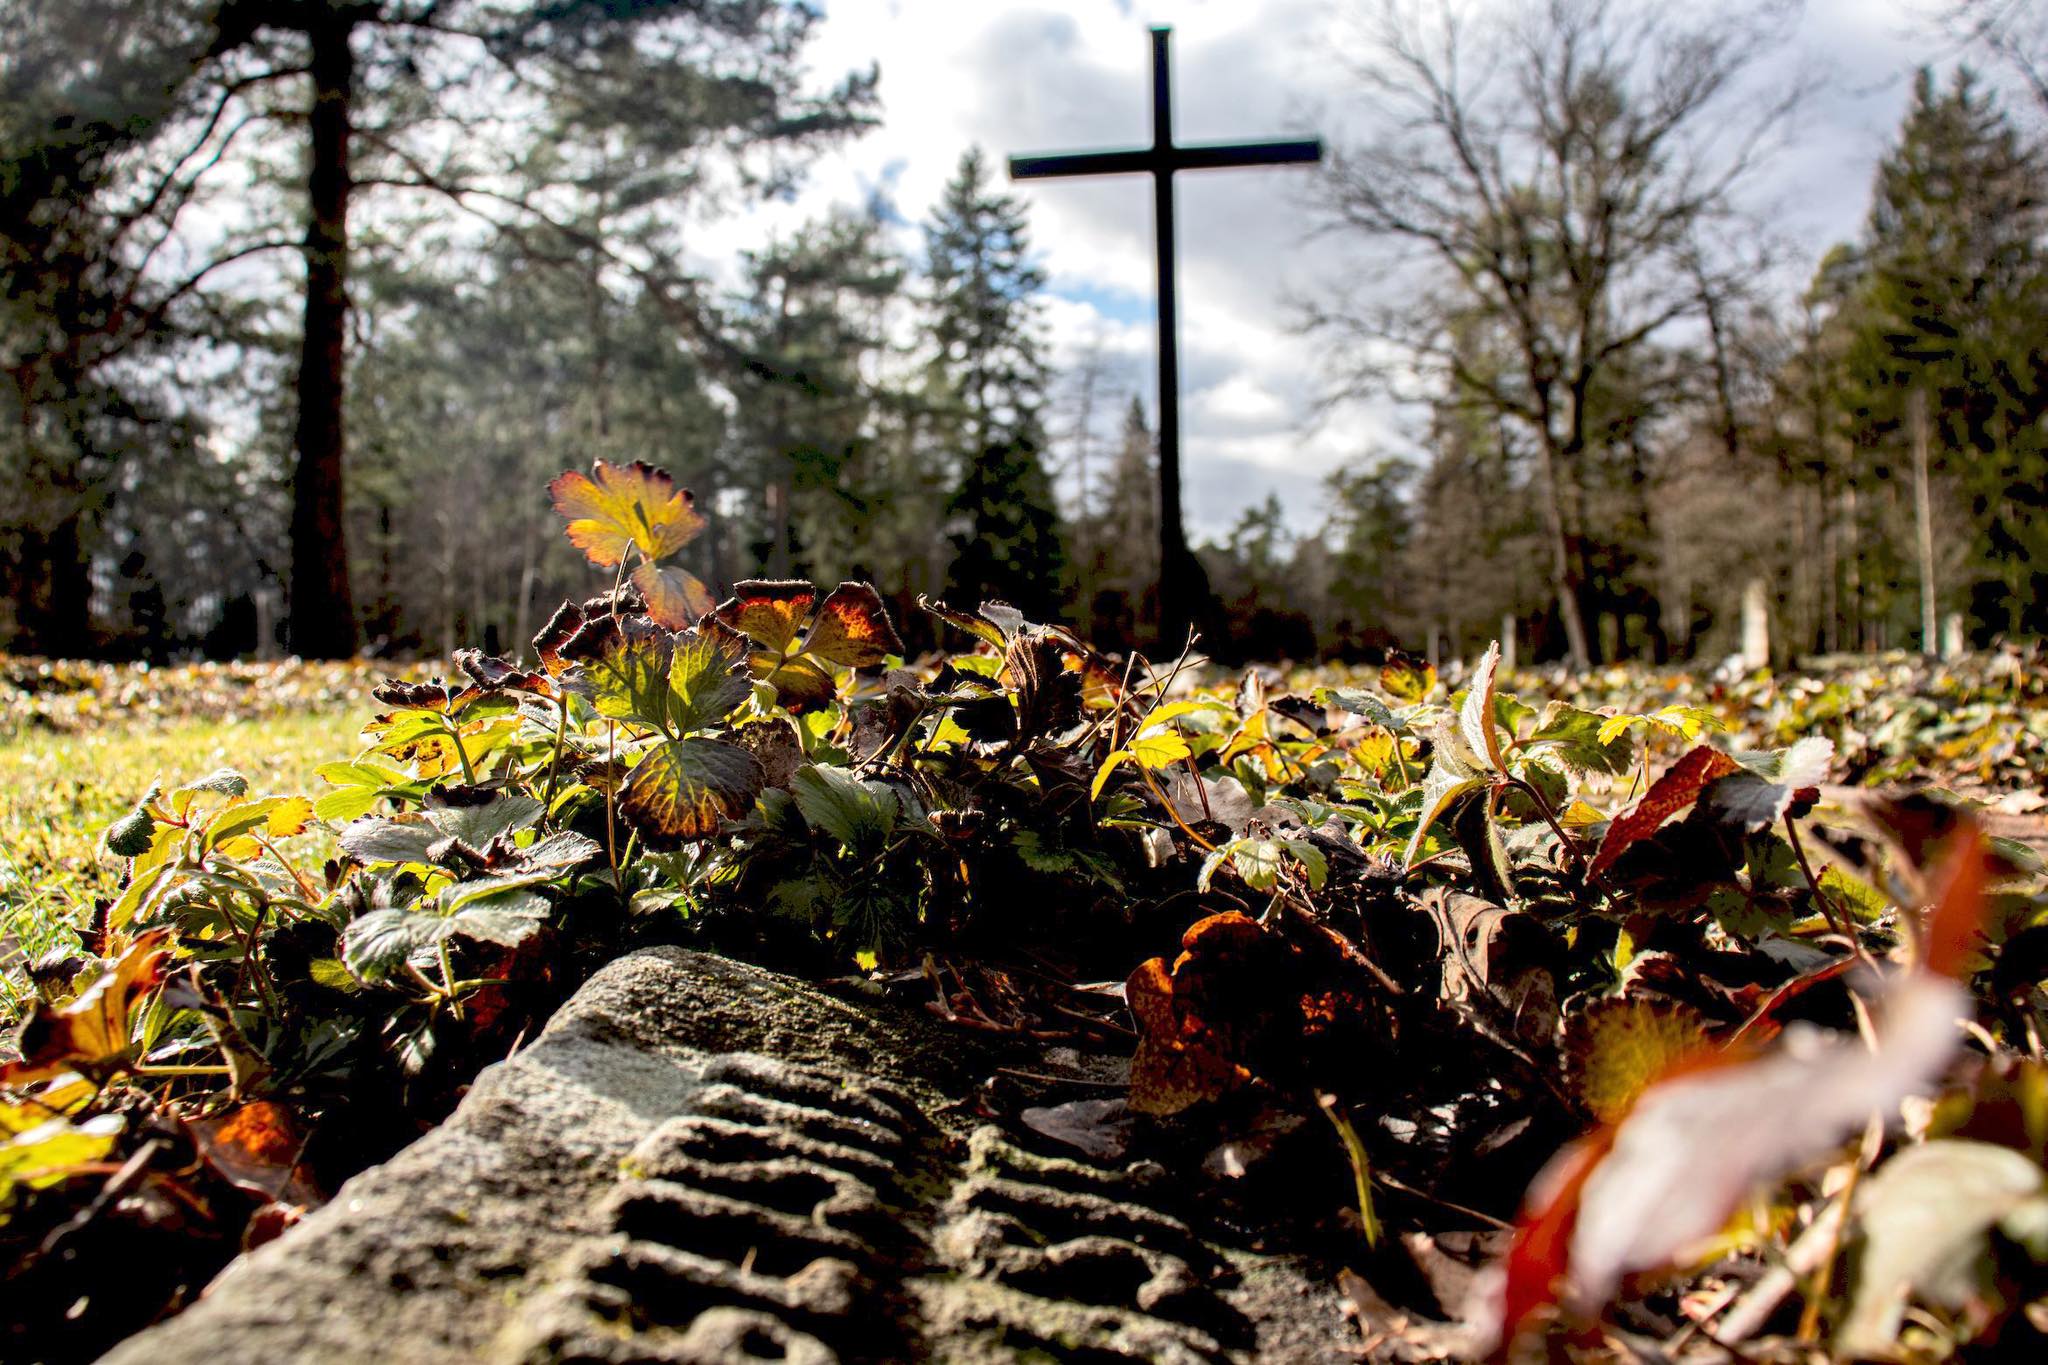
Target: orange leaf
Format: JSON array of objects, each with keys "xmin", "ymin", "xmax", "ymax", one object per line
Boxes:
[
  {"xmin": 1922, "ymin": 823, "xmax": 1989, "ymax": 980},
  {"xmin": 1589, "ymin": 746, "xmax": 1742, "ymax": 879},
  {"xmin": 632, "ymin": 562, "xmax": 716, "ymax": 630},
  {"xmin": 800, "ymin": 582, "xmax": 904, "ymax": 668},
  {"xmin": 0, "ymin": 930, "xmax": 172, "ymax": 1088},
  {"xmin": 549, "ymin": 460, "xmax": 704, "ymax": 568},
  {"xmin": 714, "ymin": 580, "xmax": 816, "ymax": 654},
  {"xmin": 188, "ymin": 1100, "xmax": 320, "ymax": 1207}
]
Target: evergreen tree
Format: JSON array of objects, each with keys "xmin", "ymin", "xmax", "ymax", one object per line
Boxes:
[
  {"xmin": 1843, "ymin": 67, "xmax": 2048, "ymax": 636},
  {"xmin": 923, "ymin": 147, "xmax": 1067, "ymax": 617},
  {"xmin": 1081, "ymin": 397, "xmax": 1160, "ymax": 644},
  {"xmin": 729, "ymin": 205, "xmax": 904, "ymax": 581}
]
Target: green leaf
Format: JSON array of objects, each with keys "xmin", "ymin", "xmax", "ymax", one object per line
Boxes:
[
  {"xmin": 791, "ymin": 763, "xmax": 899, "ymax": 852},
  {"xmin": 1527, "ymin": 702, "xmax": 1637, "ymax": 776},
  {"xmin": 1282, "ymin": 838, "xmax": 1329, "ymax": 889},
  {"xmin": 342, "ymin": 908, "xmax": 445, "ymax": 981},
  {"xmin": 313, "ymin": 785, "xmax": 388, "ymax": 824},
  {"xmin": 307, "ymin": 958, "xmax": 362, "ymax": 993},
  {"xmin": 1706, "ymin": 737, "xmax": 1835, "ymax": 831},
  {"xmin": 564, "ymin": 614, "xmax": 676, "ymax": 731},
  {"xmin": 104, "ymin": 802, "xmax": 157, "ymax": 858},
  {"xmin": 1231, "ymin": 838, "xmax": 1286, "ymax": 891},
  {"xmin": 513, "ymin": 830, "xmax": 604, "ymax": 871},
  {"xmin": 1403, "ymin": 751, "xmax": 1486, "ymax": 871},
  {"xmin": 339, "ymin": 818, "xmax": 439, "ymax": 867},
  {"xmin": 202, "ymin": 796, "xmax": 314, "ymax": 853},
  {"xmin": 1320, "ymin": 687, "xmax": 1403, "ymax": 733},
  {"xmin": 666, "ymin": 627, "xmax": 754, "ymax": 733},
  {"xmin": 619, "ymin": 738, "xmax": 764, "ymax": 842},
  {"xmin": 166, "ymin": 769, "xmax": 248, "ymax": 819},
  {"xmin": 423, "ymin": 791, "xmax": 544, "ymax": 852}
]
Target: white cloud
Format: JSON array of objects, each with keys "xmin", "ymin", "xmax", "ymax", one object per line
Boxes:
[{"xmin": 696, "ymin": 0, "xmax": 1935, "ymax": 538}]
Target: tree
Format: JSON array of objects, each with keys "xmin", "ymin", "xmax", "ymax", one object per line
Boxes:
[
  {"xmin": 11, "ymin": 0, "xmax": 876, "ymax": 656},
  {"xmin": 728, "ymin": 205, "xmax": 904, "ymax": 581},
  {"xmin": 923, "ymin": 147, "xmax": 1067, "ymax": 616},
  {"xmin": 1836, "ymin": 67, "xmax": 2048, "ymax": 638},
  {"xmin": 1306, "ymin": 0, "xmax": 1807, "ymax": 666}
]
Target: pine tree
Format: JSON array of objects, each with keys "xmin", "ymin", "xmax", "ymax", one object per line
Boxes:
[
  {"xmin": 923, "ymin": 147, "xmax": 1067, "ymax": 617},
  {"xmin": 1844, "ymin": 67, "xmax": 2048, "ymax": 636}
]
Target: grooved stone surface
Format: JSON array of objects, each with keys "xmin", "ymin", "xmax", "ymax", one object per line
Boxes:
[{"xmin": 102, "ymin": 949, "xmax": 1346, "ymax": 1364}]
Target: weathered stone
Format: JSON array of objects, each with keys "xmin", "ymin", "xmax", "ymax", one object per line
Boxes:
[{"xmin": 105, "ymin": 948, "xmax": 1349, "ymax": 1363}]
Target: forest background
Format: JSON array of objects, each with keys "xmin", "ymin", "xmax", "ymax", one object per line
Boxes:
[{"xmin": 5, "ymin": 0, "xmax": 2048, "ymax": 670}]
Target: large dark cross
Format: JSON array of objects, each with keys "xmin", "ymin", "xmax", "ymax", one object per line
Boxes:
[{"xmin": 1010, "ymin": 24, "xmax": 1321, "ymax": 649}]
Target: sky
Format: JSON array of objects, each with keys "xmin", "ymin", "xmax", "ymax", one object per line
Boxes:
[{"xmin": 694, "ymin": 0, "xmax": 1948, "ymax": 541}]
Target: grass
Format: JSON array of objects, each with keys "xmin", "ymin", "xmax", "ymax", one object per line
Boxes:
[{"xmin": 0, "ymin": 707, "xmax": 368, "ymax": 1026}]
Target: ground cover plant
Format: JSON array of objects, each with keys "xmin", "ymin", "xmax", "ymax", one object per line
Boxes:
[{"xmin": 3, "ymin": 460, "xmax": 2047, "ymax": 1362}]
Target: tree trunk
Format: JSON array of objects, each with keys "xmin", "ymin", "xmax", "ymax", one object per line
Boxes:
[
  {"xmin": 29, "ymin": 513, "xmax": 94, "ymax": 657},
  {"xmin": 1531, "ymin": 435, "xmax": 1592, "ymax": 668},
  {"xmin": 1910, "ymin": 386, "xmax": 1938, "ymax": 656},
  {"xmin": 287, "ymin": 9, "xmax": 359, "ymax": 659}
]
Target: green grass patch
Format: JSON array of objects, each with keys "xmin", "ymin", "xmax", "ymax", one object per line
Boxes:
[{"xmin": 0, "ymin": 707, "xmax": 365, "ymax": 1025}]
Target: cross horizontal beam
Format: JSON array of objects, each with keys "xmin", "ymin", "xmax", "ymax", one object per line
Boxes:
[{"xmin": 1010, "ymin": 137, "xmax": 1323, "ymax": 181}]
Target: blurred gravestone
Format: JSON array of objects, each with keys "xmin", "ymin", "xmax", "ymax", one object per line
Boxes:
[{"xmin": 1741, "ymin": 579, "xmax": 1771, "ymax": 671}]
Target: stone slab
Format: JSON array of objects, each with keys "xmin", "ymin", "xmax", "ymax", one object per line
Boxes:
[{"xmin": 103, "ymin": 948, "xmax": 1348, "ymax": 1363}]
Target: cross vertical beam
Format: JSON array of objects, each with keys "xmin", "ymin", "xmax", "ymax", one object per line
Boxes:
[
  {"xmin": 1010, "ymin": 25, "xmax": 1321, "ymax": 649},
  {"xmin": 1148, "ymin": 27, "xmax": 1186, "ymax": 652}
]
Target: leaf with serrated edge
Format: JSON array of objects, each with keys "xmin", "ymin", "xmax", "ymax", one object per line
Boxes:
[
  {"xmin": 619, "ymin": 739, "xmax": 764, "ymax": 842},
  {"xmin": 666, "ymin": 627, "xmax": 754, "ymax": 733},
  {"xmin": 549, "ymin": 460, "xmax": 704, "ymax": 568},
  {"xmin": 716, "ymin": 581, "xmax": 816, "ymax": 654},
  {"xmin": 1403, "ymin": 758, "xmax": 1487, "ymax": 871},
  {"xmin": 1564, "ymin": 999, "xmax": 1713, "ymax": 1123},
  {"xmin": 763, "ymin": 655, "xmax": 837, "ymax": 711},
  {"xmin": 561, "ymin": 614, "xmax": 675, "ymax": 731},
  {"xmin": 1459, "ymin": 641, "xmax": 1506, "ymax": 772},
  {"xmin": 791, "ymin": 764, "xmax": 898, "ymax": 851},
  {"xmin": 1381, "ymin": 652, "xmax": 1436, "ymax": 702},
  {"xmin": 800, "ymin": 582, "xmax": 903, "ymax": 668},
  {"xmin": 1400, "ymin": 757, "xmax": 1482, "ymax": 875},
  {"xmin": 919, "ymin": 595, "xmax": 1008, "ymax": 650},
  {"xmin": 1590, "ymin": 746, "xmax": 1743, "ymax": 878}
]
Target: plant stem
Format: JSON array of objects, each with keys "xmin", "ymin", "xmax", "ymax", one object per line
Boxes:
[
  {"xmin": 131, "ymin": 1063, "xmax": 234, "ymax": 1078},
  {"xmin": 1137, "ymin": 763, "xmax": 1216, "ymax": 852},
  {"xmin": 1317, "ymin": 1092, "xmax": 1381, "ymax": 1247},
  {"xmin": 445, "ymin": 719, "xmax": 479, "ymax": 786},
  {"xmin": 542, "ymin": 697, "xmax": 570, "ymax": 807},
  {"xmin": 603, "ymin": 721, "xmax": 620, "ymax": 881},
  {"xmin": 438, "ymin": 939, "xmax": 465, "ymax": 1023}
]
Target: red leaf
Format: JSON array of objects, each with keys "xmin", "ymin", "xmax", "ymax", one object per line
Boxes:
[{"xmin": 1589, "ymin": 746, "xmax": 1742, "ymax": 879}]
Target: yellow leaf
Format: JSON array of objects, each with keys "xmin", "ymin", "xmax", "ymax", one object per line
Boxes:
[
  {"xmin": 1128, "ymin": 731, "xmax": 1192, "ymax": 770},
  {"xmin": 549, "ymin": 460, "xmax": 705, "ymax": 568},
  {"xmin": 1564, "ymin": 998, "xmax": 1713, "ymax": 1123}
]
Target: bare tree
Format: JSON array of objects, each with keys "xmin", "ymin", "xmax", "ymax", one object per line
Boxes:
[
  {"xmin": 1304, "ymin": 0, "xmax": 1808, "ymax": 666},
  {"xmin": 1935, "ymin": 0, "xmax": 2048, "ymax": 118}
]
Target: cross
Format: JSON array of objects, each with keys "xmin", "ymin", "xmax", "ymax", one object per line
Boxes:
[{"xmin": 1010, "ymin": 24, "xmax": 1321, "ymax": 649}]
